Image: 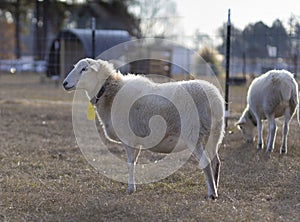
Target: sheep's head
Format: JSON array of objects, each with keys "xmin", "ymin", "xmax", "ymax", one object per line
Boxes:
[
  {"xmin": 236, "ymin": 109, "xmax": 256, "ymax": 143},
  {"xmin": 62, "ymin": 58, "xmax": 114, "ymax": 96},
  {"xmin": 62, "ymin": 58, "xmax": 98, "ymax": 91}
]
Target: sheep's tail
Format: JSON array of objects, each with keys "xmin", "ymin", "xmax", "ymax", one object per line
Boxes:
[
  {"xmin": 290, "ymin": 79, "xmax": 300, "ymax": 126},
  {"xmin": 298, "ymin": 95, "xmax": 300, "ymax": 126},
  {"xmin": 290, "ymin": 84, "xmax": 300, "ymax": 126},
  {"xmin": 295, "ymin": 84, "xmax": 300, "ymax": 126}
]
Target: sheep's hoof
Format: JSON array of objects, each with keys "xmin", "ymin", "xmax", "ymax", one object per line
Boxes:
[
  {"xmin": 126, "ymin": 185, "xmax": 136, "ymax": 194},
  {"xmin": 280, "ymin": 147, "xmax": 287, "ymax": 154},
  {"xmin": 206, "ymin": 190, "xmax": 218, "ymax": 200},
  {"xmin": 206, "ymin": 194, "xmax": 218, "ymax": 200},
  {"xmin": 257, "ymin": 143, "xmax": 263, "ymax": 150},
  {"xmin": 266, "ymin": 147, "xmax": 273, "ymax": 153}
]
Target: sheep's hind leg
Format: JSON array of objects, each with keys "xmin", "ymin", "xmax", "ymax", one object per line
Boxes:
[
  {"xmin": 125, "ymin": 145, "xmax": 141, "ymax": 194},
  {"xmin": 256, "ymin": 119, "xmax": 264, "ymax": 150},
  {"xmin": 211, "ymin": 154, "xmax": 221, "ymax": 189},
  {"xmin": 266, "ymin": 115, "xmax": 277, "ymax": 153},
  {"xmin": 281, "ymin": 107, "xmax": 291, "ymax": 154},
  {"xmin": 193, "ymin": 144, "xmax": 218, "ymax": 199}
]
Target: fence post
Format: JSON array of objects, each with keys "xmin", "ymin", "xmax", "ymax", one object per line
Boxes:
[
  {"xmin": 15, "ymin": 0, "xmax": 21, "ymax": 59},
  {"xmin": 59, "ymin": 39, "xmax": 65, "ymax": 81},
  {"xmin": 242, "ymin": 52, "xmax": 246, "ymax": 77},
  {"xmin": 92, "ymin": 17, "xmax": 96, "ymax": 59},
  {"xmin": 294, "ymin": 54, "xmax": 298, "ymax": 79},
  {"xmin": 225, "ymin": 9, "xmax": 231, "ymax": 129}
]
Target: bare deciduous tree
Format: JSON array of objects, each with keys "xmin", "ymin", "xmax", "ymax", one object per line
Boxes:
[{"xmin": 129, "ymin": 0, "xmax": 182, "ymax": 38}]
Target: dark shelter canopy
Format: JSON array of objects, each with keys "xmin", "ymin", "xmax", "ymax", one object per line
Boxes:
[{"xmin": 47, "ymin": 29, "xmax": 130, "ymax": 77}]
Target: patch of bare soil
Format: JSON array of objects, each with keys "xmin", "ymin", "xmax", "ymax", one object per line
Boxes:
[{"xmin": 1, "ymin": 74, "xmax": 300, "ymax": 221}]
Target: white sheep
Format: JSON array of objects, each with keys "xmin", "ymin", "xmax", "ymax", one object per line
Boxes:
[
  {"xmin": 63, "ymin": 58, "xmax": 224, "ymax": 199},
  {"xmin": 236, "ymin": 69, "xmax": 299, "ymax": 153}
]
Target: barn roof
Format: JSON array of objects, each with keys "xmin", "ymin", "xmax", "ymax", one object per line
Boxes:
[{"xmin": 58, "ymin": 29, "xmax": 130, "ymax": 58}]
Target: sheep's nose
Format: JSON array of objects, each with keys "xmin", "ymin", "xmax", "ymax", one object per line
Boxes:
[
  {"xmin": 63, "ymin": 81, "xmax": 68, "ymax": 87},
  {"xmin": 246, "ymin": 139, "xmax": 253, "ymax": 144}
]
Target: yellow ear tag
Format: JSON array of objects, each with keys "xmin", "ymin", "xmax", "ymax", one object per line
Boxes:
[{"xmin": 87, "ymin": 102, "xmax": 95, "ymax": 120}]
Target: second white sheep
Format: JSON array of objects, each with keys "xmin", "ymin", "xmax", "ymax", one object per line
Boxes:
[{"xmin": 236, "ymin": 69, "xmax": 299, "ymax": 153}]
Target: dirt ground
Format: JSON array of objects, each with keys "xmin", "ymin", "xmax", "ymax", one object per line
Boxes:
[{"xmin": 1, "ymin": 73, "xmax": 300, "ymax": 221}]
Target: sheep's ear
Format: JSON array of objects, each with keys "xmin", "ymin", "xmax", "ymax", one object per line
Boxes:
[
  {"xmin": 89, "ymin": 61, "xmax": 99, "ymax": 72},
  {"xmin": 85, "ymin": 58, "xmax": 98, "ymax": 72},
  {"xmin": 90, "ymin": 63, "xmax": 99, "ymax": 72}
]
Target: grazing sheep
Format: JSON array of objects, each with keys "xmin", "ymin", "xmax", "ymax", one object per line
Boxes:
[
  {"xmin": 63, "ymin": 58, "xmax": 224, "ymax": 199},
  {"xmin": 236, "ymin": 69, "xmax": 299, "ymax": 153}
]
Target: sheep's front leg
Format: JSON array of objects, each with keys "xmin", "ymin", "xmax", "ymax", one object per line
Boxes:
[
  {"xmin": 256, "ymin": 119, "xmax": 264, "ymax": 149},
  {"xmin": 125, "ymin": 145, "xmax": 141, "ymax": 194},
  {"xmin": 266, "ymin": 115, "xmax": 277, "ymax": 152},
  {"xmin": 281, "ymin": 108, "xmax": 291, "ymax": 154}
]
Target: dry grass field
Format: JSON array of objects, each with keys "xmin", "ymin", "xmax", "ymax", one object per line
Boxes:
[{"xmin": 1, "ymin": 73, "xmax": 300, "ymax": 221}]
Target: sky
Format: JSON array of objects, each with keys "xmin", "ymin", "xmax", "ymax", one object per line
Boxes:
[{"xmin": 175, "ymin": 0, "xmax": 300, "ymax": 37}]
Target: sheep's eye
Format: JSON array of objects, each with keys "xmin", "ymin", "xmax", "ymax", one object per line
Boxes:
[{"xmin": 81, "ymin": 67, "xmax": 88, "ymax": 72}]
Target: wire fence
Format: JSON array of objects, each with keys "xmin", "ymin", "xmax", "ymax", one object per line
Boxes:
[
  {"xmin": 1, "ymin": 16, "xmax": 300, "ymax": 118},
  {"xmin": 1, "ymin": 12, "xmax": 299, "ymax": 76}
]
